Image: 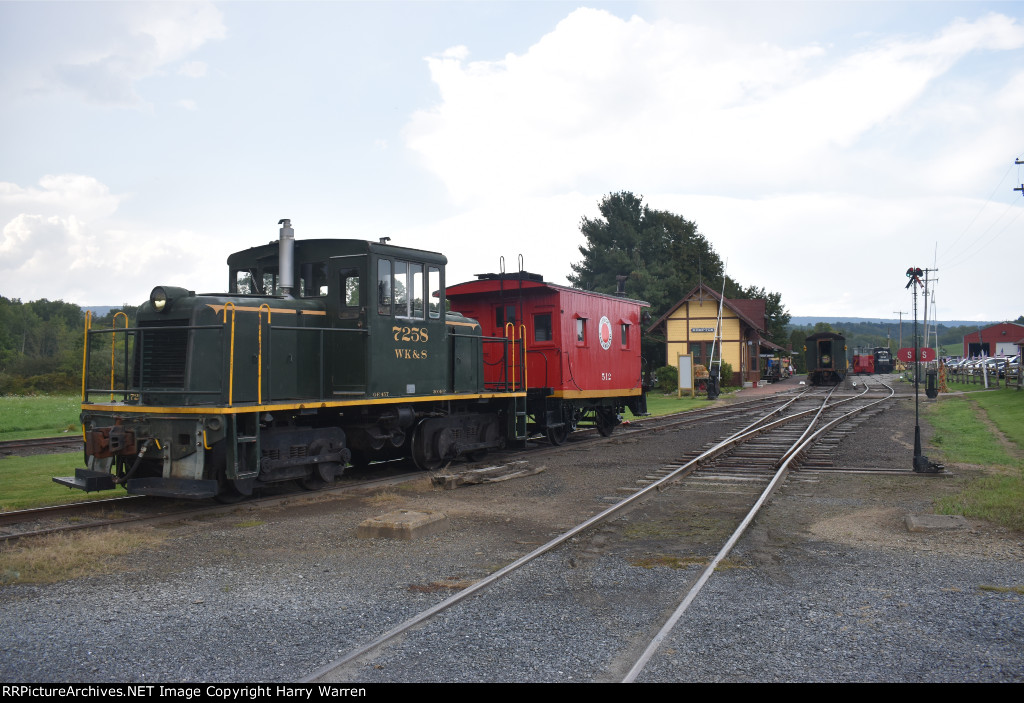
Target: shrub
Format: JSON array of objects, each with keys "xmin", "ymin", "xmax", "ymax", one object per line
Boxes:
[{"xmin": 655, "ymin": 365, "xmax": 677, "ymax": 392}]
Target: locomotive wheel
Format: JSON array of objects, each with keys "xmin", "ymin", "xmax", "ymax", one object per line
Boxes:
[
  {"xmin": 299, "ymin": 438, "xmax": 343, "ymax": 490},
  {"xmin": 595, "ymin": 408, "xmax": 616, "ymax": 437},
  {"xmin": 545, "ymin": 424, "xmax": 569, "ymax": 446},
  {"xmin": 410, "ymin": 423, "xmax": 442, "ymax": 472},
  {"xmin": 209, "ymin": 443, "xmax": 255, "ymax": 504}
]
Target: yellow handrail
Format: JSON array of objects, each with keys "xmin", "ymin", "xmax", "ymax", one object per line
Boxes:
[
  {"xmin": 109, "ymin": 311, "xmax": 128, "ymax": 400},
  {"xmin": 222, "ymin": 302, "xmax": 237, "ymax": 406},
  {"xmin": 258, "ymin": 304, "xmax": 272, "ymax": 405},
  {"xmin": 504, "ymin": 322, "xmax": 516, "ymax": 390},
  {"xmin": 81, "ymin": 310, "xmax": 92, "ymax": 402},
  {"xmin": 520, "ymin": 323, "xmax": 528, "ymax": 389}
]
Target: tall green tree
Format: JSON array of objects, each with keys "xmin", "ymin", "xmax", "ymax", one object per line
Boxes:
[
  {"xmin": 739, "ymin": 284, "xmax": 791, "ymax": 345},
  {"xmin": 569, "ymin": 192, "xmax": 789, "ymax": 343},
  {"xmin": 569, "ymin": 192, "xmax": 729, "ymax": 319}
]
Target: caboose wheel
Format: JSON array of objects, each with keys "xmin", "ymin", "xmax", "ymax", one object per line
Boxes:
[
  {"xmin": 595, "ymin": 408, "xmax": 616, "ymax": 437},
  {"xmin": 545, "ymin": 424, "xmax": 569, "ymax": 446}
]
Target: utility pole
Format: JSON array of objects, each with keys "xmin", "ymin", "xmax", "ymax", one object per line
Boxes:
[
  {"xmin": 921, "ymin": 268, "xmax": 938, "ymax": 367},
  {"xmin": 1015, "ymin": 158, "xmax": 1023, "ymax": 197},
  {"xmin": 892, "ymin": 310, "xmax": 906, "ymax": 351}
]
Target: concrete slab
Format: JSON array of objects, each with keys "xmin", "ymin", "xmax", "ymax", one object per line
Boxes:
[
  {"xmin": 905, "ymin": 514, "xmax": 969, "ymax": 532},
  {"xmin": 357, "ymin": 509, "xmax": 448, "ymax": 540}
]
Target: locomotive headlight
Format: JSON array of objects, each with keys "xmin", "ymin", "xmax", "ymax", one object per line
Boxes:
[
  {"xmin": 150, "ymin": 287, "xmax": 169, "ymax": 312},
  {"xmin": 149, "ymin": 286, "xmax": 192, "ymax": 313}
]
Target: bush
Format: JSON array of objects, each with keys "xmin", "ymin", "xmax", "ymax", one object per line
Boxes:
[
  {"xmin": 719, "ymin": 361, "xmax": 734, "ymax": 387},
  {"xmin": 655, "ymin": 365, "xmax": 677, "ymax": 392}
]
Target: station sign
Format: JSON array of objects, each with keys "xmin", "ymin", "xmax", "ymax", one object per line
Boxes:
[{"xmin": 897, "ymin": 347, "xmax": 937, "ymax": 362}]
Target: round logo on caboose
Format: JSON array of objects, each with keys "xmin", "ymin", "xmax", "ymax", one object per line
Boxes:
[{"xmin": 599, "ymin": 316, "xmax": 612, "ymax": 350}]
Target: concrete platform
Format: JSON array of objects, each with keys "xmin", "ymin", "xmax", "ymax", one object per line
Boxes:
[
  {"xmin": 357, "ymin": 509, "xmax": 448, "ymax": 540},
  {"xmin": 905, "ymin": 514, "xmax": 969, "ymax": 532}
]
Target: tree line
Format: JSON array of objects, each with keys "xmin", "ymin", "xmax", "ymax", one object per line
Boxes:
[{"xmin": 0, "ymin": 297, "xmax": 136, "ymax": 394}]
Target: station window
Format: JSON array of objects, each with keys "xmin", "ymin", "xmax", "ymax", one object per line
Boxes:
[
  {"xmin": 691, "ymin": 342, "xmax": 705, "ymax": 367},
  {"xmin": 535, "ymin": 313, "xmax": 552, "ymax": 343}
]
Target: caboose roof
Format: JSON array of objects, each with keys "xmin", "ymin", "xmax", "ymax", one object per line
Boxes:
[{"xmin": 447, "ymin": 272, "xmax": 649, "ymax": 307}]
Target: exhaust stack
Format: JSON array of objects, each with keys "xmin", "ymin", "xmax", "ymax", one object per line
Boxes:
[{"xmin": 278, "ymin": 218, "xmax": 294, "ymax": 297}]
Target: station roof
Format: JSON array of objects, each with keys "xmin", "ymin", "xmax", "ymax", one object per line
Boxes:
[{"xmin": 647, "ymin": 283, "xmax": 767, "ymax": 335}]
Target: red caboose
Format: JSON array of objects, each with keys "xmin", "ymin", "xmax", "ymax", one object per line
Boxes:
[{"xmin": 447, "ymin": 272, "xmax": 650, "ymax": 444}]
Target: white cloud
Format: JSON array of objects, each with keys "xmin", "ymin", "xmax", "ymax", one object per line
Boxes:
[
  {"xmin": 0, "ymin": 175, "xmax": 220, "ymax": 304},
  {"xmin": 177, "ymin": 98, "xmax": 198, "ymax": 111},
  {"xmin": 406, "ymin": 9, "xmax": 1024, "ymax": 203},
  {"xmin": 26, "ymin": 2, "xmax": 225, "ymax": 107},
  {"xmin": 178, "ymin": 61, "xmax": 208, "ymax": 78}
]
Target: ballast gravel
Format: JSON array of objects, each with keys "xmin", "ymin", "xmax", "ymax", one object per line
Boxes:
[{"xmin": 2, "ymin": 383, "xmax": 1022, "ymax": 683}]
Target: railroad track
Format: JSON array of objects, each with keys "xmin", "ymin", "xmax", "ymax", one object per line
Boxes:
[
  {"xmin": 0, "ymin": 391, "xmax": 803, "ymax": 542},
  {"xmin": 301, "ymin": 380, "xmax": 898, "ymax": 683},
  {"xmin": 0, "ymin": 435, "xmax": 81, "ymax": 457}
]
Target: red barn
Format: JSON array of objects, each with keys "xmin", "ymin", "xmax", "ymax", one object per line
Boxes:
[
  {"xmin": 447, "ymin": 272, "xmax": 649, "ymax": 443},
  {"xmin": 962, "ymin": 322, "xmax": 1024, "ymax": 358}
]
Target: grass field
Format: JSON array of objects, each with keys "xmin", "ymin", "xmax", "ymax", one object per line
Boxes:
[
  {"xmin": 927, "ymin": 390, "xmax": 1024, "ymax": 531},
  {"xmin": 0, "ymin": 394, "xmax": 116, "ymax": 511},
  {"xmin": 0, "ymin": 394, "xmax": 81, "ymax": 441}
]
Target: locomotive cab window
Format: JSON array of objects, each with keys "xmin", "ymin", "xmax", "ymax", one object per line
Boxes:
[
  {"xmin": 377, "ymin": 259, "xmax": 392, "ymax": 315},
  {"xmin": 299, "ymin": 262, "xmax": 329, "ymax": 297},
  {"xmin": 234, "ymin": 269, "xmax": 277, "ymax": 295},
  {"xmin": 392, "ymin": 260, "xmax": 425, "ymax": 319},
  {"xmin": 428, "ymin": 266, "xmax": 442, "ymax": 319},
  {"xmin": 339, "ymin": 268, "xmax": 360, "ymax": 307}
]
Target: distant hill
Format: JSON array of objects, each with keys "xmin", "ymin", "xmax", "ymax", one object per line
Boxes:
[
  {"xmin": 789, "ymin": 316, "xmax": 997, "ymax": 328},
  {"xmin": 83, "ymin": 306, "xmax": 119, "ymax": 317}
]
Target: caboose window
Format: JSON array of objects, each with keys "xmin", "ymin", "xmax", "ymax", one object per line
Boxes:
[
  {"xmin": 576, "ymin": 318, "xmax": 586, "ymax": 344},
  {"xmin": 621, "ymin": 323, "xmax": 629, "ymax": 348},
  {"xmin": 378, "ymin": 259, "xmax": 392, "ymax": 315},
  {"xmin": 535, "ymin": 313, "xmax": 552, "ymax": 342},
  {"xmin": 496, "ymin": 305, "xmax": 517, "ymax": 328}
]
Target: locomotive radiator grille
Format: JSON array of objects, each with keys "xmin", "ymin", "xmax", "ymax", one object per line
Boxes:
[{"xmin": 134, "ymin": 320, "xmax": 189, "ymax": 389}]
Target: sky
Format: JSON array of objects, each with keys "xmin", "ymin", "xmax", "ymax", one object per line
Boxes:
[{"xmin": 2, "ymin": 1, "xmax": 1023, "ymax": 323}]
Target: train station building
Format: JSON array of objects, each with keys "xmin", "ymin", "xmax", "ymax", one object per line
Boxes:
[{"xmin": 647, "ymin": 284, "xmax": 779, "ymax": 386}]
